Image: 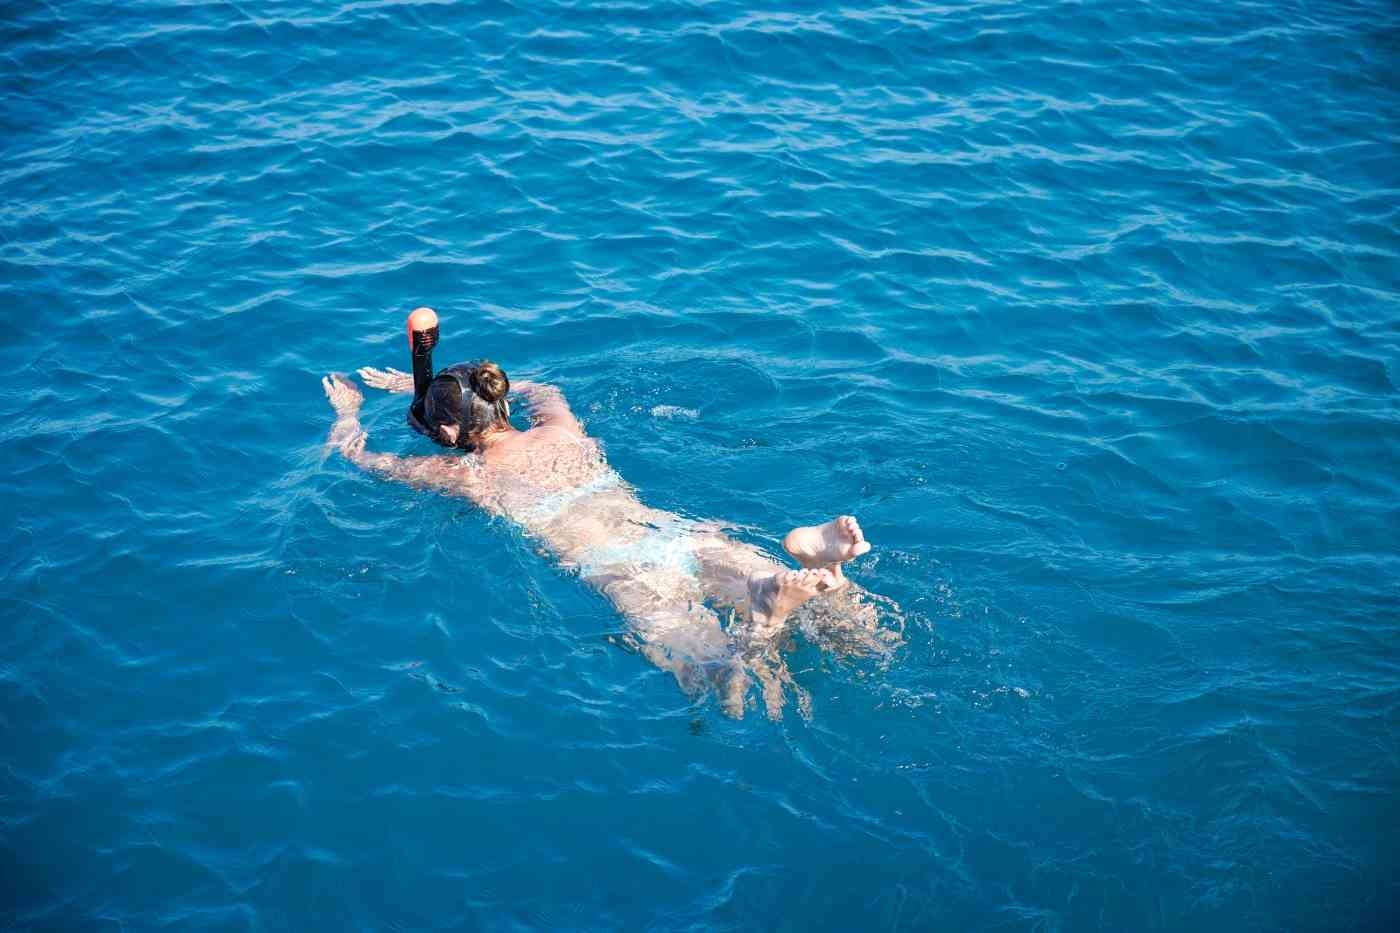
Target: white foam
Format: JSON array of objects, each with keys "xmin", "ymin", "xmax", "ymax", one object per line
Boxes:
[{"xmin": 650, "ymin": 404, "xmax": 698, "ymax": 420}]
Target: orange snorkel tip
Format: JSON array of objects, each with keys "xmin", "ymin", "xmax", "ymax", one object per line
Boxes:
[{"xmin": 407, "ymin": 306, "xmax": 439, "ymax": 353}]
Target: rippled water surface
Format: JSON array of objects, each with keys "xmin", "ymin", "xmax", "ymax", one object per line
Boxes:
[{"xmin": 4, "ymin": 0, "xmax": 1399, "ymax": 929}]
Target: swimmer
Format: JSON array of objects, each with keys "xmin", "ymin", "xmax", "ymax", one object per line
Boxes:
[{"xmin": 322, "ymin": 307, "xmax": 886, "ymax": 719}]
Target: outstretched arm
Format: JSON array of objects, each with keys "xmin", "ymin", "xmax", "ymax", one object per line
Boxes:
[
  {"xmin": 357, "ymin": 367, "xmax": 415, "ymax": 394},
  {"xmin": 511, "ymin": 379, "xmax": 583, "ymax": 434},
  {"xmin": 322, "ymin": 374, "xmax": 482, "ymax": 498}
]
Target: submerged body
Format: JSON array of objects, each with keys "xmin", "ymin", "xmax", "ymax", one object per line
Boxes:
[{"xmin": 324, "ymin": 356, "xmax": 892, "ymax": 718}]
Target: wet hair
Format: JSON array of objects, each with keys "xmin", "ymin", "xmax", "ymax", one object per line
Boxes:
[{"xmin": 413, "ymin": 360, "xmax": 511, "ymax": 449}]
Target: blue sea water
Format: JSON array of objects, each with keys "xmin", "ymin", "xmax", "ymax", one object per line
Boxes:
[{"xmin": 3, "ymin": 0, "xmax": 1399, "ymax": 929}]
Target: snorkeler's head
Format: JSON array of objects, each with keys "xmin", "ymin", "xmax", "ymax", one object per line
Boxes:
[{"xmin": 412, "ymin": 360, "xmax": 511, "ymax": 449}]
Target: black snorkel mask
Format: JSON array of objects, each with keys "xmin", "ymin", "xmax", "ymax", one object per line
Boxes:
[{"xmin": 406, "ymin": 311, "xmax": 508, "ymax": 450}]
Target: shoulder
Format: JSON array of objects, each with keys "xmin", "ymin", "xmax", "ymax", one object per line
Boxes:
[
  {"xmin": 403, "ymin": 454, "xmax": 478, "ymax": 487},
  {"xmin": 529, "ymin": 423, "xmax": 589, "ymax": 445},
  {"xmin": 486, "ymin": 425, "xmax": 587, "ymax": 461}
]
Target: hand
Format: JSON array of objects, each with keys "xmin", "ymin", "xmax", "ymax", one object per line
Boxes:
[
  {"xmin": 322, "ymin": 373, "xmax": 363, "ymax": 417},
  {"xmin": 358, "ymin": 366, "xmax": 414, "ymax": 394},
  {"xmin": 325, "ymin": 418, "xmax": 367, "ymax": 458}
]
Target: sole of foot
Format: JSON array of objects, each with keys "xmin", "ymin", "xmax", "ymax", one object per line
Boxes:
[
  {"xmin": 782, "ymin": 515, "xmax": 870, "ymax": 571},
  {"xmin": 748, "ymin": 567, "xmax": 839, "ymax": 628}
]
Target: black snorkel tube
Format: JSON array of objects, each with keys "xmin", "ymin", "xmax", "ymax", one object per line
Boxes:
[{"xmin": 406, "ymin": 306, "xmax": 439, "ymax": 435}]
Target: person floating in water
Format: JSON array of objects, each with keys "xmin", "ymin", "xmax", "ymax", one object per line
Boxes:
[{"xmin": 322, "ymin": 307, "xmax": 889, "ymax": 718}]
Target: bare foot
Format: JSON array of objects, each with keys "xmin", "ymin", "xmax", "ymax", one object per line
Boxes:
[
  {"xmin": 782, "ymin": 515, "xmax": 870, "ymax": 584},
  {"xmin": 747, "ymin": 568, "xmax": 838, "ymax": 633}
]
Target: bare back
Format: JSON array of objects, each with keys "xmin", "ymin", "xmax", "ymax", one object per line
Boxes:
[{"xmin": 475, "ymin": 424, "xmax": 710, "ymax": 587}]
